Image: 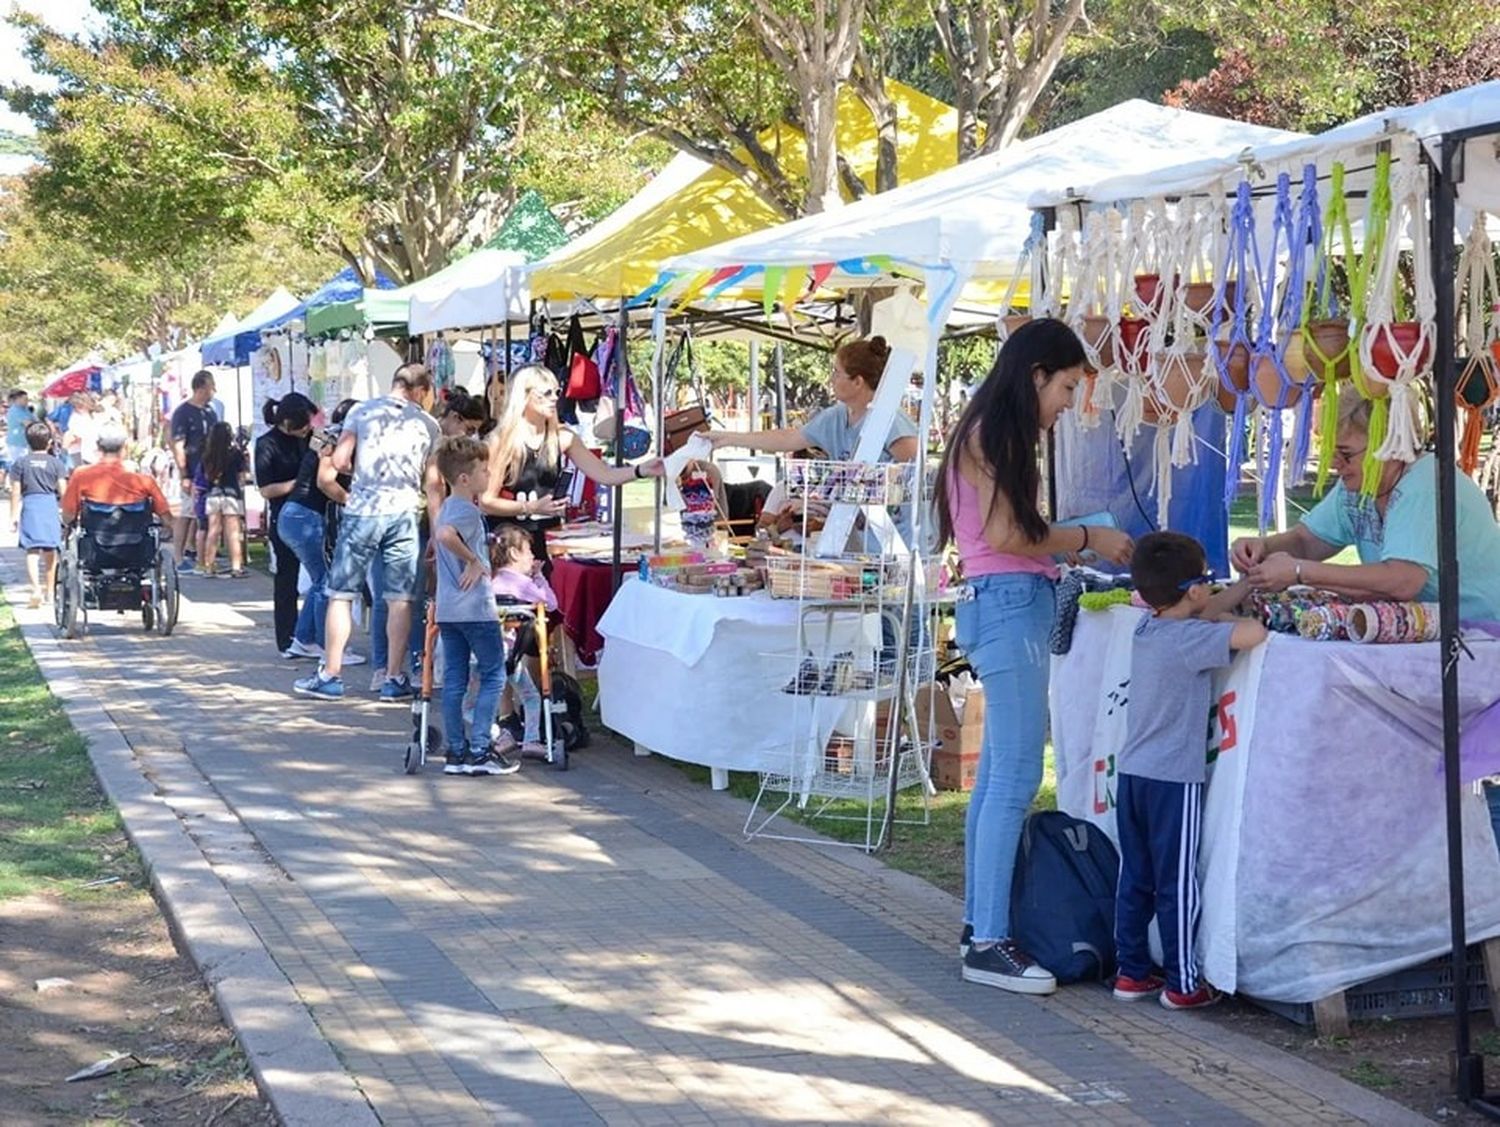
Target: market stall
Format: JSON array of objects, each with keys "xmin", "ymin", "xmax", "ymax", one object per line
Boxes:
[
  {"xmin": 1053, "ymin": 604, "xmax": 1500, "ymax": 1003},
  {"xmin": 596, "ymin": 577, "xmax": 873, "ymax": 785}
]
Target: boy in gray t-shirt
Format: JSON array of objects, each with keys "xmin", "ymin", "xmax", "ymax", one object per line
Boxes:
[
  {"xmin": 432, "ymin": 437, "xmax": 519, "ymax": 778},
  {"xmin": 1112, "ymin": 532, "xmax": 1266, "ymax": 1011}
]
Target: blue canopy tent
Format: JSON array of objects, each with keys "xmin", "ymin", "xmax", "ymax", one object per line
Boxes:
[{"xmin": 199, "ymin": 287, "xmax": 304, "ymax": 367}]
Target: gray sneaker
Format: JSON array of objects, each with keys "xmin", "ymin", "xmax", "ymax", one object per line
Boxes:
[
  {"xmin": 468, "ymin": 749, "xmax": 520, "ymax": 776},
  {"xmin": 380, "ymin": 674, "xmax": 414, "ymax": 703}
]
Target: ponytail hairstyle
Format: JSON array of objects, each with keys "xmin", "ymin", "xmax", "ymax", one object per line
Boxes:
[
  {"xmin": 834, "ymin": 335, "xmax": 892, "ymax": 392},
  {"xmin": 203, "ymin": 420, "xmax": 236, "ymax": 485},
  {"xmin": 263, "ymin": 392, "xmax": 316, "ymax": 432},
  {"xmin": 330, "ymin": 398, "xmax": 357, "ymax": 426},
  {"xmin": 935, "ymin": 318, "xmax": 1087, "ymax": 548}
]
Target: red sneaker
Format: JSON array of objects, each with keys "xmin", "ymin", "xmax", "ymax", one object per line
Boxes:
[
  {"xmin": 1112, "ymin": 973, "xmax": 1165, "ymax": 1001},
  {"xmin": 1160, "ymin": 985, "xmax": 1222, "ymax": 1010}
]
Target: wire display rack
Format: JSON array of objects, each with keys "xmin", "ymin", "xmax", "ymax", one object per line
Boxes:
[{"xmin": 743, "ymin": 459, "xmax": 936, "ymax": 853}]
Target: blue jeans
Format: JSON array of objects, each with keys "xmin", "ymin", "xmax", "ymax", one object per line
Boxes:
[
  {"xmin": 369, "ymin": 529, "xmax": 427, "ymax": 676},
  {"xmin": 328, "ymin": 510, "xmax": 419, "ymax": 601},
  {"xmin": 439, "ymin": 620, "xmax": 504, "ymax": 756},
  {"xmin": 277, "ymin": 502, "xmax": 326, "ymax": 647},
  {"xmin": 955, "ymin": 571, "xmax": 1056, "ymax": 943}
]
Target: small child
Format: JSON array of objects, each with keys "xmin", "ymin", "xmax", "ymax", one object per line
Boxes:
[
  {"xmin": 8, "ymin": 422, "xmax": 67, "ymax": 607},
  {"xmin": 433, "ymin": 437, "xmax": 518, "ymax": 777},
  {"xmin": 1112, "ymin": 531, "xmax": 1267, "ymax": 1010},
  {"xmin": 195, "ymin": 422, "xmax": 248, "ymax": 577},
  {"xmin": 490, "ymin": 524, "xmax": 558, "ymax": 757}
]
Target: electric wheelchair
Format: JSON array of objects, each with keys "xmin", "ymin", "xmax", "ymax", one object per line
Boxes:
[{"xmin": 54, "ymin": 499, "xmax": 180, "ymax": 639}]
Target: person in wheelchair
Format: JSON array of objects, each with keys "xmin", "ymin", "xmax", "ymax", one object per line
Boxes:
[{"xmin": 62, "ymin": 424, "xmax": 172, "ymax": 527}]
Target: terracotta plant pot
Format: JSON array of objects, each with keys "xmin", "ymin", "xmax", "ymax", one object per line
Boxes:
[
  {"xmin": 1304, "ymin": 319, "xmax": 1352, "ymax": 380},
  {"xmin": 1215, "ymin": 381, "xmax": 1241, "ymax": 412},
  {"xmin": 1142, "ymin": 353, "xmax": 1203, "ymax": 423},
  {"xmin": 1368, "ymin": 321, "xmax": 1432, "ymax": 381},
  {"xmin": 1134, "ymin": 273, "xmax": 1163, "ymax": 315},
  {"xmin": 1281, "ymin": 335, "xmax": 1313, "ymax": 386},
  {"xmin": 1214, "ymin": 339, "xmax": 1251, "ymax": 392},
  {"xmin": 1459, "ymin": 355, "xmax": 1498, "ymax": 409},
  {"xmin": 1183, "ymin": 280, "xmax": 1237, "ymax": 317},
  {"xmin": 1118, "ymin": 317, "xmax": 1151, "ymax": 373},
  {"xmin": 1079, "ymin": 314, "xmax": 1115, "ymax": 369},
  {"xmin": 1253, "ymin": 353, "xmax": 1304, "ymax": 409}
]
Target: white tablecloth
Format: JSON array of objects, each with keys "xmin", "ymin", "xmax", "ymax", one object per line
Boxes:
[
  {"xmin": 1053, "ymin": 605, "xmax": 1500, "ymax": 1003},
  {"xmin": 597, "ymin": 580, "xmax": 869, "ymax": 774}
]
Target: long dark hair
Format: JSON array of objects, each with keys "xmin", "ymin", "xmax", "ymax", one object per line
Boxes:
[
  {"xmin": 203, "ymin": 421, "xmax": 236, "ymax": 484},
  {"xmin": 935, "ymin": 318, "xmax": 1086, "ymax": 548}
]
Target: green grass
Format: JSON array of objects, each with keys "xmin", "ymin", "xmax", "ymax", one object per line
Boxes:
[
  {"xmin": 668, "ymin": 748, "xmax": 1058, "ymax": 898},
  {"xmin": 0, "ymin": 601, "xmax": 139, "ymax": 899},
  {"xmin": 1227, "ymin": 484, "xmax": 1358, "ymax": 565},
  {"xmin": 1342, "ymin": 1060, "xmax": 1400, "ymax": 1091}
]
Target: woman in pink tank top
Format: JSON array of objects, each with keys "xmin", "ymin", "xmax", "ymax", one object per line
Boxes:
[{"xmin": 935, "ymin": 319, "xmax": 1133, "ymax": 996}]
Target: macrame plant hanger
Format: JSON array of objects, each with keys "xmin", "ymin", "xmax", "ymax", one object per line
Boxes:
[
  {"xmin": 1213, "ymin": 179, "xmax": 1260, "ymax": 511},
  {"xmin": 1305, "ymin": 162, "xmax": 1359, "ymax": 495},
  {"xmin": 995, "ymin": 211, "xmax": 1048, "ymax": 347},
  {"xmin": 1455, "ymin": 211, "xmax": 1499, "ymax": 474},
  {"xmin": 1062, "ymin": 208, "xmax": 1113, "ymax": 427},
  {"xmin": 1357, "ymin": 138, "xmax": 1435, "ymax": 482}
]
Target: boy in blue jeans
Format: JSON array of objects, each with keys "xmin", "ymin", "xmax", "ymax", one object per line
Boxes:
[
  {"xmin": 432, "ymin": 437, "xmax": 518, "ymax": 777},
  {"xmin": 1113, "ymin": 532, "xmax": 1266, "ymax": 1009}
]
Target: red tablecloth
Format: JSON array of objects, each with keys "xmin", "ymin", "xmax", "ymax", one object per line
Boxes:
[{"xmin": 549, "ymin": 557, "xmax": 620, "ymax": 664}]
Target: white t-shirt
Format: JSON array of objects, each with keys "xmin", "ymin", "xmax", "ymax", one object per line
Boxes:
[{"xmin": 343, "ymin": 396, "xmax": 441, "ymax": 517}]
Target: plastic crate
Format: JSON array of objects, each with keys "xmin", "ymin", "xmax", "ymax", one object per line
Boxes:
[{"xmin": 1248, "ymin": 949, "xmax": 1491, "ymax": 1026}]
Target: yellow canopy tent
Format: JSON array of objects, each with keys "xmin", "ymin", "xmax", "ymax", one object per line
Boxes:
[{"xmin": 528, "ymin": 80, "xmax": 959, "ymax": 302}]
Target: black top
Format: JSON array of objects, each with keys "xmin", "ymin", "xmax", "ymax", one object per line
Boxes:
[
  {"xmin": 254, "ymin": 429, "xmax": 308, "ymax": 518},
  {"xmin": 510, "ymin": 441, "xmax": 563, "ymax": 528},
  {"xmin": 170, "ymin": 401, "xmax": 215, "ymax": 472},
  {"xmin": 286, "ymin": 448, "xmax": 333, "ymax": 516}
]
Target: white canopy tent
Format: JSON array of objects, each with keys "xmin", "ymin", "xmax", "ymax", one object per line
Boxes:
[
  {"xmin": 663, "ymin": 101, "xmax": 1302, "ymax": 294},
  {"xmin": 405, "ymin": 248, "xmax": 531, "ymax": 334}
]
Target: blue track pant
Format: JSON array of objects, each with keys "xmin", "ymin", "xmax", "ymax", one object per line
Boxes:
[{"xmin": 1114, "ymin": 773, "xmax": 1203, "ymax": 993}]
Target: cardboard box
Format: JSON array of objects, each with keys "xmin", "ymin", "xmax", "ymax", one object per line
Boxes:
[{"xmin": 881, "ymin": 683, "xmax": 984, "ymax": 791}]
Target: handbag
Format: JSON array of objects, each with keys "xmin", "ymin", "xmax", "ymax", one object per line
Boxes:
[
  {"xmin": 564, "ymin": 314, "xmax": 601, "ymax": 400},
  {"xmin": 594, "ymin": 327, "xmax": 653, "ymax": 458},
  {"xmin": 662, "ymin": 331, "xmax": 712, "ymax": 454}
]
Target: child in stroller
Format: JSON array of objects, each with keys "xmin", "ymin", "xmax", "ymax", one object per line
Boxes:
[{"xmin": 490, "ymin": 524, "xmax": 558, "ymax": 758}]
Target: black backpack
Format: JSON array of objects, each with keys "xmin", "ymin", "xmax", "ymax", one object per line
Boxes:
[{"xmin": 1010, "ymin": 811, "xmax": 1120, "ymax": 984}]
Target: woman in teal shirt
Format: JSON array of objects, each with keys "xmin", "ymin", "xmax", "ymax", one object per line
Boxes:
[{"xmin": 1232, "ymin": 399, "xmax": 1500, "ymax": 620}]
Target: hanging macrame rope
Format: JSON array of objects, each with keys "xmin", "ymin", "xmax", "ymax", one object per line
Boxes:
[
  {"xmin": 1287, "ymin": 165, "xmax": 1324, "ymax": 481},
  {"xmin": 1112, "ymin": 200, "xmax": 1157, "ymax": 443},
  {"xmin": 996, "ymin": 211, "xmax": 1049, "ymax": 344},
  {"xmin": 1456, "ymin": 211, "xmax": 1499, "ymax": 473},
  {"xmin": 1215, "ymin": 179, "xmax": 1259, "ymax": 511},
  {"xmin": 1357, "ymin": 137, "xmax": 1435, "ymax": 469},
  {"xmin": 1239, "ymin": 170, "xmax": 1314, "ymax": 528},
  {"xmin": 1065, "ymin": 209, "xmax": 1112, "ymax": 427},
  {"xmin": 1306, "ymin": 162, "xmax": 1359, "ymax": 494}
]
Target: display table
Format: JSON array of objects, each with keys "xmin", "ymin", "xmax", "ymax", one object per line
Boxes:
[
  {"xmin": 548, "ymin": 523, "xmax": 688, "ymax": 667},
  {"xmin": 1052, "ymin": 605, "xmax": 1500, "ymax": 1004},
  {"xmin": 549, "ymin": 558, "xmax": 615, "ymax": 666},
  {"xmin": 597, "ymin": 579, "xmax": 869, "ymax": 788}
]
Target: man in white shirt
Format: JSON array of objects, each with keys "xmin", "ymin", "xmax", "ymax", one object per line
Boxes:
[{"xmin": 295, "ymin": 363, "xmax": 441, "ymax": 702}]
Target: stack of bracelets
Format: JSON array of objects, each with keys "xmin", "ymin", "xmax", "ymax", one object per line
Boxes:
[{"xmin": 1251, "ymin": 591, "xmax": 1439, "ymax": 643}]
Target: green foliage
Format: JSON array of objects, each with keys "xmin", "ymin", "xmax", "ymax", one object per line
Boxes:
[{"xmin": 1170, "ymin": 0, "xmax": 1499, "ymax": 130}]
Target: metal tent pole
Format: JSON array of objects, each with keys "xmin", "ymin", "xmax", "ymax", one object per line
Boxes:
[
  {"xmin": 748, "ymin": 338, "xmax": 760, "ymax": 433},
  {"xmin": 774, "ymin": 342, "xmax": 786, "ymax": 429},
  {"xmin": 1432, "ymin": 131, "xmax": 1500, "ymax": 1117},
  {"xmin": 611, "ymin": 301, "xmax": 629, "ymax": 594}
]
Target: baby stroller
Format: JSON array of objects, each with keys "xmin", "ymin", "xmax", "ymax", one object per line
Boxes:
[{"xmin": 497, "ymin": 599, "xmax": 585, "ymax": 771}]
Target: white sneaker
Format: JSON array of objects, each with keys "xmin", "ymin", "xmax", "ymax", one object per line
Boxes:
[
  {"xmin": 342, "ymin": 651, "xmax": 367, "ymax": 667},
  {"xmin": 370, "ymin": 670, "xmax": 388, "ymax": 693},
  {"xmin": 285, "ymin": 639, "xmax": 324, "ymax": 660}
]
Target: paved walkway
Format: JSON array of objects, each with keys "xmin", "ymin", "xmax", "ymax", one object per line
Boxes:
[{"xmin": 6, "ymin": 550, "xmax": 1429, "ymax": 1125}]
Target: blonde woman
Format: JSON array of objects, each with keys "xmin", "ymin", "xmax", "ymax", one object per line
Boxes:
[{"xmin": 480, "ymin": 365, "xmax": 664, "ymax": 563}]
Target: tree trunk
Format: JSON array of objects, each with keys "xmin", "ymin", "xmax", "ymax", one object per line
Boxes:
[{"xmin": 852, "ymin": 45, "xmax": 898, "ymax": 192}]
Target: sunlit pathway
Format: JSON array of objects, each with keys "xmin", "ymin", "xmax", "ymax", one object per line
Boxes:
[{"xmin": 9, "ymin": 550, "xmax": 1421, "ymax": 1126}]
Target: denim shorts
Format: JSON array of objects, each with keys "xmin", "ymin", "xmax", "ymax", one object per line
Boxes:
[{"xmin": 327, "ymin": 510, "xmax": 420, "ymax": 602}]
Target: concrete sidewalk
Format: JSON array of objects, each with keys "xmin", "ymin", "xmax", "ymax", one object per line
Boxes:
[{"xmin": 5, "ymin": 550, "xmax": 1430, "ymax": 1126}]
